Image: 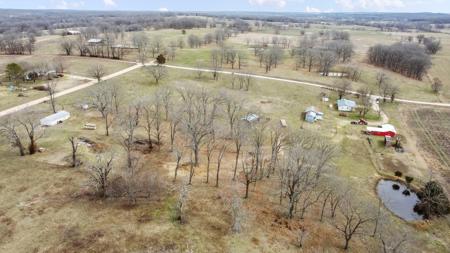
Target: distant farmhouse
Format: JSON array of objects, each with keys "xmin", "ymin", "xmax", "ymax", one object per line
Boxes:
[{"xmin": 66, "ymin": 30, "xmax": 81, "ymax": 35}]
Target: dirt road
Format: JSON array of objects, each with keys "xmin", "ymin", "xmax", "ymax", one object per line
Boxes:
[
  {"xmin": 1, "ymin": 62, "xmax": 449, "ymax": 119},
  {"xmin": 0, "ymin": 64, "xmax": 142, "ymax": 118}
]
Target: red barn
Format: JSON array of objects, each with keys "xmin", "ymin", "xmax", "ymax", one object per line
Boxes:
[{"xmin": 366, "ymin": 124, "xmax": 397, "ymax": 137}]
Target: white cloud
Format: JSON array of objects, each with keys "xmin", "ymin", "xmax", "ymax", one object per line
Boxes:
[
  {"xmin": 305, "ymin": 6, "xmax": 321, "ymax": 13},
  {"xmin": 335, "ymin": 0, "xmax": 405, "ymax": 10},
  {"xmin": 55, "ymin": 0, "xmax": 85, "ymax": 9},
  {"xmin": 335, "ymin": 0, "xmax": 354, "ymax": 10},
  {"xmin": 248, "ymin": 0, "xmax": 287, "ymax": 8},
  {"xmin": 103, "ymin": 0, "xmax": 116, "ymax": 7},
  {"xmin": 158, "ymin": 7, "xmax": 169, "ymax": 12},
  {"xmin": 360, "ymin": 0, "xmax": 404, "ymax": 9}
]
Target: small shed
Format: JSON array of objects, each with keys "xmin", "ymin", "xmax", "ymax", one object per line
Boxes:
[
  {"xmin": 88, "ymin": 38, "xmax": 103, "ymax": 44},
  {"xmin": 337, "ymin": 99, "xmax": 356, "ymax": 112},
  {"xmin": 67, "ymin": 30, "xmax": 81, "ymax": 35},
  {"xmin": 40, "ymin": 111, "xmax": 70, "ymax": 127},
  {"xmin": 304, "ymin": 106, "xmax": 324, "ymax": 123},
  {"xmin": 83, "ymin": 123, "xmax": 97, "ymax": 130},
  {"xmin": 241, "ymin": 114, "xmax": 260, "ymax": 123}
]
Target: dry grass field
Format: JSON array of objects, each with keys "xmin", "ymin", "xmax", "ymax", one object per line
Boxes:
[{"xmin": 0, "ymin": 21, "xmax": 450, "ymax": 253}]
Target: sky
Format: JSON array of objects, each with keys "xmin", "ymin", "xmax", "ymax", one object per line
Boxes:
[{"xmin": 0, "ymin": 0, "xmax": 449, "ymax": 13}]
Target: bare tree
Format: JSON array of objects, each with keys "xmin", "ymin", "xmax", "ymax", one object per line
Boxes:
[
  {"xmin": 91, "ymin": 83, "xmax": 115, "ymax": 136},
  {"xmin": 60, "ymin": 38, "xmax": 74, "ymax": 55},
  {"xmin": 388, "ymin": 85, "xmax": 399, "ymax": 103},
  {"xmin": 132, "ymin": 32, "xmax": 149, "ymax": 55},
  {"xmin": 223, "ymin": 93, "xmax": 243, "ymax": 138},
  {"xmin": 53, "ymin": 57, "xmax": 66, "ymax": 74},
  {"xmin": 175, "ymin": 183, "xmax": 189, "ymax": 224},
  {"xmin": 241, "ymin": 154, "xmax": 259, "ymax": 199},
  {"xmin": 320, "ymin": 189, "xmax": 333, "ymax": 222},
  {"xmin": 280, "ymin": 133, "xmax": 336, "ymax": 219},
  {"xmin": 149, "ymin": 94, "xmax": 164, "ymax": 146},
  {"xmin": 431, "ymin": 77, "xmax": 443, "ymax": 94},
  {"xmin": 68, "ymin": 136, "xmax": 80, "ymax": 167},
  {"xmin": 178, "ymin": 87, "xmax": 217, "ymax": 167},
  {"xmin": 205, "ymin": 136, "xmax": 216, "ymax": 184},
  {"xmin": 268, "ymin": 125, "xmax": 284, "ymax": 178},
  {"xmin": 211, "ymin": 48, "xmax": 222, "ymax": 80},
  {"xmin": 215, "ymin": 144, "xmax": 227, "ymax": 187},
  {"xmin": 18, "ymin": 115, "xmax": 43, "ymax": 155},
  {"xmin": 299, "ymin": 189, "xmax": 325, "ymax": 219},
  {"xmin": 333, "ymin": 197, "xmax": 373, "ymax": 250},
  {"xmin": 110, "ymin": 83, "xmax": 123, "ymax": 114},
  {"xmin": 47, "ymin": 80, "xmax": 58, "ymax": 113},
  {"xmin": 157, "ymin": 87, "xmax": 173, "ymax": 120},
  {"xmin": 87, "ymin": 153, "xmax": 114, "ymax": 198},
  {"xmin": 336, "ymin": 79, "xmax": 352, "ymax": 99},
  {"xmin": 357, "ymin": 87, "xmax": 372, "ymax": 118},
  {"xmin": 143, "ymin": 101, "xmax": 155, "ymax": 151},
  {"xmin": 168, "ymin": 106, "xmax": 182, "ymax": 152},
  {"xmin": 0, "ymin": 117, "xmax": 26, "ymax": 156},
  {"xmin": 232, "ymin": 122, "xmax": 245, "ymax": 181},
  {"xmin": 138, "ymin": 49, "xmax": 149, "ymax": 65},
  {"xmin": 147, "ymin": 65, "xmax": 168, "ymax": 84},
  {"xmin": 317, "ymin": 50, "xmax": 336, "ymax": 76},
  {"xmin": 120, "ymin": 106, "xmax": 140, "ymax": 168},
  {"xmin": 375, "ymin": 215, "xmax": 410, "ymax": 253},
  {"xmin": 248, "ymin": 123, "xmax": 266, "ymax": 179},
  {"xmin": 91, "ymin": 64, "xmax": 105, "ymax": 82},
  {"xmin": 379, "ymin": 81, "xmax": 392, "ymax": 103},
  {"xmin": 173, "ymin": 148, "xmax": 183, "ymax": 182},
  {"xmin": 376, "ymin": 72, "xmax": 388, "ymax": 92},
  {"xmin": 296, "ymin": 228, "xmax": 309, "ymax": 248}
]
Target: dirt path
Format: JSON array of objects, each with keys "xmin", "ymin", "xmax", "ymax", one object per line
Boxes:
[{"xmin": 0, "ymin": 63, "xmax": 142, "ymax": 118}]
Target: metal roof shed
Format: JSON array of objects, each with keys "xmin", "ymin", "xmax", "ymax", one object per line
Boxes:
[
  {"xmin": 337, "ymin": 99, "xmax": 357, "ymax": 112},
  {"xmin": 40, "ymin": 111, "xmax": 71, "ymax": 127}
]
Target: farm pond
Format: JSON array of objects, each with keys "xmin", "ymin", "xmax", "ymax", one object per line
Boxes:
[{"xmin": 376, "ymin": 179, "xmax": 423, "ymax": 221}]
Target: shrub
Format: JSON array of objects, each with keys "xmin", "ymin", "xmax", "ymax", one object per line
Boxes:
[
  {"xmin": 395, "ymin": 171, "xmax": 403, "ymax": 177},
  {"xmin": 415, "ymin": 181, "xmax": 450, "ymax": 219},
  {"xmin": 405, "ymin": 176, "xmax": 414, "ymax": 184}
]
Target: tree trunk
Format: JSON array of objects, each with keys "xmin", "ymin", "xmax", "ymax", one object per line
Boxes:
[
  {"xmin": 29, "ymin": 138, "xmax": 37, "ymax": 155},
  {"xmin": 245, "ymin": 182, "xmax": 250, "ymax": 199},
  {"xmin": 206, "ymin": 158, "xmax": 211, "ymax": 183},
  {"xmin": 233, "ymin": 149, "xmax": 239, "ymax": 181},
  {"xmin": 344, "ymin": 238, "xmax": 350, "ymax": 250}
]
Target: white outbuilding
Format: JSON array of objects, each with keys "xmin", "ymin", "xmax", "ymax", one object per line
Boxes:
[{"xmin": 40, "ymin": 111, "xmax": 71, "ymax": 127}]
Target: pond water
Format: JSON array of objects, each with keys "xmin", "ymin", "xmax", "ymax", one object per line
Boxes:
[{"xmin": 376, "ymin": 179, "xmax": 423, "ymax": 221}]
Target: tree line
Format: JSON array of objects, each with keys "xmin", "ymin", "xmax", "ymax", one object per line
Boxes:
[{"xmin": 368, "ymin": 42, "xmax": 431, "ymax": 80}]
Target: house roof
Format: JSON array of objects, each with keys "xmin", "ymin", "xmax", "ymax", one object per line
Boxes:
[
  {"xmin": 337, "ymin": 99, "xmax": 356, "ymax": 108},
  {"xmin": 367, "ymin": 124, "xmax": 397, "ymax": 134},
  {"xmin": 88, "ymin": 38, "xmax": 103, "ymax": 43},
  {"xmin": 242, "ymin": 113, "xmax": 259, "ymax": 122},
  {"xmin": 40, "ymin": 111, "xmax": 70, "ymax": 124}
]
